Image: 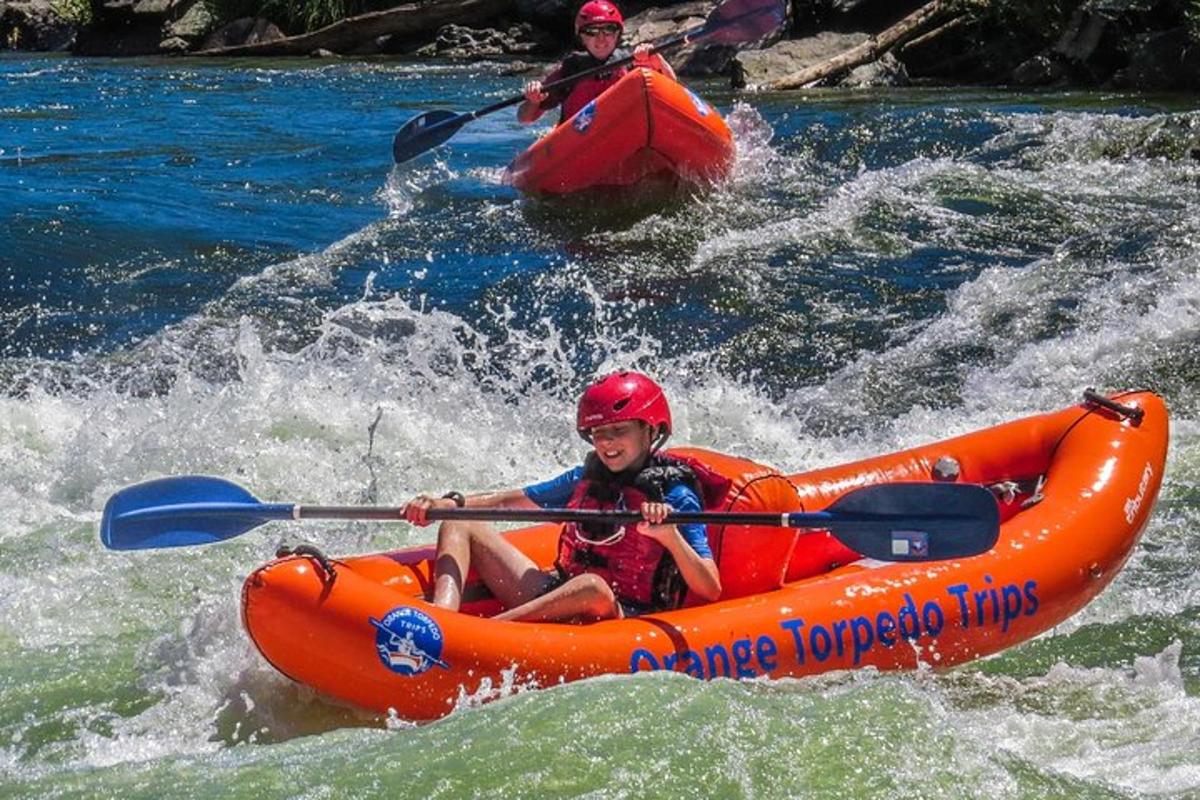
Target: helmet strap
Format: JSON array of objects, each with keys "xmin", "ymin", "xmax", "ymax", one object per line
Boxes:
[{"xmin": 650, "ymin": 424, "xmax": 669, "ymax": 453}]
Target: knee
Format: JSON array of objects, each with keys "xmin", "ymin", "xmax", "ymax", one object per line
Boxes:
[
  {"xmin": 439, "ymin": 520, "xmax": 488, "ymax": 545},
  {"xmin": 436, "ymin": 521, "xmax": 467, "ymax": 546},
  {"xmin": 575, "ymin": 573, "xmax": 618, "ymax": 614}
]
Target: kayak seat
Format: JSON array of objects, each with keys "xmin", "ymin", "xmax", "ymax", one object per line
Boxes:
[{"xmin": 669, "ymin": 448, "xmax": 821, "ymax": 603}]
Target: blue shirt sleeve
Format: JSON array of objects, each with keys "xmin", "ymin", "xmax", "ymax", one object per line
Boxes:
[
  {"xmin": 664, "ymin": 483, "xmax": 713, "ymax": 561},
  {"xmin": 524, "ymin": 470, "xmax": 713, "ymax": 561},
  {"xmin": 523, "ymin": 466, "xmax": 585, "ymax": 508}
]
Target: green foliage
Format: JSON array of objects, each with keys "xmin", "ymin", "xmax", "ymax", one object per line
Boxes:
[
  {"xmin": 946, "ymin": 0, "xmax": 1076, "ymax": 36},
  {"xmin": 203, "ymin": 0, "xmax": 260, "ymax": 27},
  {"xmin": 944, "ymin": 0, "xmax": 1080, "ymax": 52},
  {"xmin": 202, "ymin": 0, "xmax": 394, "ymax": 33},
  {"xmin": 1187, "ymin": 0, "xmax": 1200, "ymax": 42},
  {"xmin": 1091, "ymin": 0, "xmax": 1200, "ymax": 43},
  {"xmin": 1085, "ymin": 0, "xmax": 1154, "ymax": 11},
  {"xmin": 52, "ymin": 0, "xmax": 93, "ymax": 25}
]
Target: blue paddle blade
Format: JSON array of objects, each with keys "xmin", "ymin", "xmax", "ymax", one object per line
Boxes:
[
  {"xmin": 820, "ymin": 483, "xmax": 1000, "ymax": 561},
  {"xmin": 101, "ymin": 476, "xmax": 287, "ymax": 551},
  {"xmin": 392, "ymin": 109, "xmax": 469, "ymax": 164}
]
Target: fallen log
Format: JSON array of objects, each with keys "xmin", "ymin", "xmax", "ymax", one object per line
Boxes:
[
  {"xmin": 195, "ymin": 0, "xmax": 515, "ymax": 56},
  {"xmin": 900, "ymin": 12, "xmax": 967, "ymax": 54},
  {"xmin": 756, "ymin": 0, "xmax": 955, "ymax": 90}
]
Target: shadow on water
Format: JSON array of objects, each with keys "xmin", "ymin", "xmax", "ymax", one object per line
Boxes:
[{"xmin": 517, "ymin": 178, "xmax": 711, "ymax": 239}]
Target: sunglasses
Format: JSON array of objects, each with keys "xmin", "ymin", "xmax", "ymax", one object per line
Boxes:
[{"xmin": 580, "ymin": 24, "xmax": 621, "ymax": 37}]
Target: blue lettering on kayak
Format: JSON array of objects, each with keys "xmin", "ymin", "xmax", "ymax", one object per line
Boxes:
[
  {"xmin": 629, "ymin": 578, "xmax": 1041, "ymax": 676},
  {"xmin": 631, "ymin": 634, "xmax": 779, "ymax": 679},
  {"xmin": 947, "ymin": 576, "xmax": 1040, "ymax": 633}
]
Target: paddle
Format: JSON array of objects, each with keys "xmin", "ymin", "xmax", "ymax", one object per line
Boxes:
[
  {"xmin": 391, "ymin": 0, "xmax": 787, "ymax": 164},
  {"xmin": 101, "ymin": 476, "xmax": 998, "ymax": 562}
]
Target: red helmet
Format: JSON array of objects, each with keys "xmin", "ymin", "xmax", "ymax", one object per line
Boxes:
[
  {"xmin": 575, "ymin": 0, "xmax": 624, "ymax": 34},
  {"xmin": 577, "ymin": 371, "xmax": 671, "ymax": 447}
]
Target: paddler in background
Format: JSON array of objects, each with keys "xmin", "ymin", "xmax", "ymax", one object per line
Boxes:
[
  {"xmin": 516, "ymin": 0, "xmax": 678, "ymax": 126},
  {"xmin": 403, "ymin": 371, "xmax": 722, "ymax": 622}
]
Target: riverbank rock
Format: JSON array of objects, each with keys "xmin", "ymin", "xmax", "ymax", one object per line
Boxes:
[
  {"xmin": 623, "ymin": 0, "xmax": 736, "ymax": 76},
  {"xmin": 201, "ymin": 17, "xmax": 283, "ymax": 50},
  {"xmin": 165, "ymin": 0, "xmax": 210, "ymax": 41},
  {"xmin": 840, "ymin": 50, "xmax": 907, "ymax": 87},
  {"xmin": 1009, "ymin": 3, "xmax": 1200, "ymax": 91},
  {"xmin": 499, "ymin": 58, "xmax": 543, "ymax": 75},
  {"xmin": 74, "ymin": 0, "xmax": 215, "ymax": 54},
  {"xmin": 2, "ymin": 0, "xmax": 75, "ymax": 51},
  {"xmin": 412, "ymin": 21, "xmax": 556, "ymax": 58},
  {"xmin": 624, "ymin": 0, "xmax": 713, "ymax": 43},
  {"xmin": 1110, "ymin": 27, "xmax": 1200, "ymax": 92},
  {"xmin": 732, "ymin": 31, "xmax": 866, "ymax": 87},
  {"xmin": 515, "ymin": 0, "xmax": 571, "ymax": 31}
]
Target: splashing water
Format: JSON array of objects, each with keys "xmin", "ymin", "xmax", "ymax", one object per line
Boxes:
[{"xmin": 3, "ymin": 58, "xmax": 1200, "ymax": 797}]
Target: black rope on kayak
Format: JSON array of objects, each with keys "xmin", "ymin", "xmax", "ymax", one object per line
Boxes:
[
  {"xmin": 1020, "ymin": 475, "xmax": 1047, "ymax": 509},
  {"xmin": 276, "ymin": 542, "xmax": 338, "ymax": 584},
  {"xmin": 1083, "ymin": 388, "xmax": 1145, "ymax": 424},
  {"xmin": 988, "ymin": 477, "xmax": 1045, "ymax": 508}
]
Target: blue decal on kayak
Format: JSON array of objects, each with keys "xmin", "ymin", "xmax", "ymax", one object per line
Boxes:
[
  {"xmin": 686, "ymin": 89, "xmax": 710, "ymax": 117},
  {"xmin": 371, "ymin": 606, "xmax": 448, "ymax": 676},
  {"xmin": 573, "ymin": 100, "xmax": 597, "ymax": 133},
  {"xmin": 631, "ymin": 578, "xmax": 1043, "ymax": 675}
]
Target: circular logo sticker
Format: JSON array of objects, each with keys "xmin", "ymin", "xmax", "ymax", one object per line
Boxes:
[
  {"xmin": 370, "ymin": 606, "xmax": 448, "ymax": 676},
  {"xmin": 573, "ymin": 100, "xmax": 598, "ymax": 133}
]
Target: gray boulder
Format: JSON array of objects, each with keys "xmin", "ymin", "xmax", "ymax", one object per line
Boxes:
[
  {"xmin": 624, "ymin": 1, "xmax": 782, "ymax": 77},
  {"xmin": 164, "ymin": 0, "xmax": 211, "ymax": 41},
  {"xmin": 414, "ymin": 22, "xmax": 556, "ymax": 58},
  {"xmin": 1, "ymin": 0, "xmax": 75, "ymax": 51},
  {"xmin": 1053, "ymin": 7, "xmax": 1116, "ymax": 64},
  {"xmin": 840, "ymin": 50, "xmax": 908, "ymax": 87},
  {"xmin": 1010, "ymin": 53, "xmax": 1071, "ymax": 87},
  {"xmin": 75, "ymin": 0, "xmax": 213, "ymax": 54},
  {"xmin": 733, "ymin": 31, "xmax": 867, "ymax": 87},
  {"xmin": 1110, "ymin": 27, "xmax": 1200, "ymax": 92},
  {"xmin": 624, "ymin": 0, "xmax": 715, "ymax": 45},
  {"xmin": 200, "ymin": 17, "xmax": 284, "ymax": 50}
]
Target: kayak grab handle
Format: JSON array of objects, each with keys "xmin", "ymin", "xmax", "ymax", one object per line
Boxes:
[{"xmin": 1083, "ymin": 388, "xmax": 1144, "ymax": 423}]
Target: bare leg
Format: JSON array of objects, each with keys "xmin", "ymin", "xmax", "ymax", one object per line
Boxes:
[
  {"xmin": 494, "ymin": 573, "xmax": 622, "ymax": 623},
  {"xmin": 431, "ymin": 520, "xmax": 557, "ymax": 611}
]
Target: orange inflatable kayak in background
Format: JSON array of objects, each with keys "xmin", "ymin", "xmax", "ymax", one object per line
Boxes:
[
  {"xmin": 504, "ymin": 68, "xmax": 735, "ymax": 196},
  {"xmin": 242, "ymin": 390, "xmax": 1168, "ymax": 721}
]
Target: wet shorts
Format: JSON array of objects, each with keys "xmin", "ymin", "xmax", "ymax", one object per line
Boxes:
[{"xmin": 547, "ymin": 569, "xmax": 657, "ymax": 618}]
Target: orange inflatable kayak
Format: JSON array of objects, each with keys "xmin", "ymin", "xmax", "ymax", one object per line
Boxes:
[
  {"xmin": 242, "ymin": 390, "xmax": 1168, "ymax": 720},
  {"xmin": 503, "ymin": 68, "xmax": 734, "ymax": 196}
]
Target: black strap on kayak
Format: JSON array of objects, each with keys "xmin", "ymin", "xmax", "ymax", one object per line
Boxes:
[
  {"xmin": 276, "ymin": 542, "xmax": 338, "ymax": 584},
  {"xmin": 1083, "ymin": 388, "xmax": 1145, "ymax": 423}
]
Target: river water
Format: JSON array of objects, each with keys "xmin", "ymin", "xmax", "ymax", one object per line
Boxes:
[{"xmin": 2, "ymin": 55, "xmax": 1199, "ymax": 798}]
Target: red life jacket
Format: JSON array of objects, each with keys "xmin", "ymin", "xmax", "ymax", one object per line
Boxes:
[
  {"xmin": 555, "ymin": 453, "xmax": 730, "ymax": 609},
  {"xmin": 559, "ymin": 68, "xmax": 627, "ymax": 123},
  {"xmin": 541, "ymin": 50, "xmax": 631, "ymax": 125}
]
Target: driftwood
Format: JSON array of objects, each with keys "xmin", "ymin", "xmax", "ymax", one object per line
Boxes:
[
  {"xmin": 757, "ymin": 0, "xmax": 955, "ymax": 90},
  {"xmin": 195, "ymin": 0, "xmax": 515, "ymax": 56},
  {"xmin": 901, "ymin": 12, "xmax": 967, "ymax": 54}
]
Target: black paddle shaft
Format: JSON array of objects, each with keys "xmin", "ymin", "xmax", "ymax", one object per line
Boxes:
[{"xmin": 293, "ymin": 506, "xmax": 803, "ymax": 525}]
